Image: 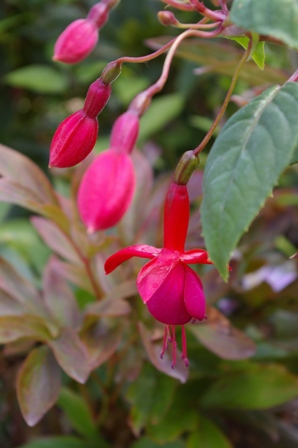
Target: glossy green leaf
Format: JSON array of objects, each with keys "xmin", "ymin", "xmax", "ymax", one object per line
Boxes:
[
  {"xmin": 18, "ymin": 436, "xmax": 99, "ymax": 448},
  {"xmin": 49, "ymin": 328, "xmax": 90, "ymax": 383},
  {"xmin": 187, "ymin": 417, "xmax": 232, "ymax": 448},
  {"xmin": 57, "ymin": 388, "xmax": 98, "ymax": 440},
  {"xmin": 201, "ymin": 83, "xmax": 298, "ymax": 279},
  {"xmin": 4, "ymin": 64, "xmax": 69, "ymax": 93},
  {"xmin": 201, "ymin": 363, "xmax": 298, "ymax": 410},
  {"xmin": 17, "ymin": 346, "xmax": 61, "ymax": 426},
  {"xmin": 230, "ymin": 0, "xmax": 298, "ymax": 49}
]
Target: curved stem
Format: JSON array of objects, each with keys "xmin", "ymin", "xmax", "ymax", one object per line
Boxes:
[
  {"xmin": 129, "ymin": 26, "xmax": 222, "ymax": 114},
  {"xmin": 193, "ymin": 39, "xmax": 252, "ymax": 156},
  {"xmin": 115, "ymin": 37, "xmax": 176, "ymax": 65}
]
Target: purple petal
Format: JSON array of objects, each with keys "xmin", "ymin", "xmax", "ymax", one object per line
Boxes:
[
  {"xmin": 104, "ymin": 245, "xmax": 160, "ymax": 274},
  {"xmin": 184, "ymin": 266, "xmax": 206, "ymax": 321},
  {"xmin": 180, "ymin": 249, "xmax": 211, "ymax": 265},
  {"xmin": 141, "ymin": 262, "xmax": 192, "ymax": 325}
]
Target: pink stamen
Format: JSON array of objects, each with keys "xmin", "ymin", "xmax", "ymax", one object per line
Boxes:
[
  {"xmin": 181, "ymin": 325, "xmax": 189, "ymax": 367},
  {"xmin": 171, "ymin": 325, "xmax": 177, "ymax": 369},
  {"xmin": 160, "ymin": 325, "xmax": 170, "ymax": 359}
]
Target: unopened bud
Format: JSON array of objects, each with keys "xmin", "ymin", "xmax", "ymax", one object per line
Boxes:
[
  {"xmin": 158, "ymin": 11, "xmax": 178, "ymax": 26},
  {"xmin": 78, "ymin": 148, "xmax": 135, "ymax": 231},
  {"xmin": 83, "ymin": 78, "xmax": 112, "ymax": 119},
  {"xmin": 53, "ymin": 19, "xmax": 98, "ymax": 64},
  {"xmin": 129, "ymin": 92, "xmax": 151, "ymax": 117},
  {"xmin": 87, "ymin": 3, "xmax": 109, "ymax": 27},
  {"xmin": 110, "ymin": 111, "xmax": 139, "ymax": 154},
  {"xmin": 174, "ymin": 151, "xmax": 200, "ymax": 185},
  {"xmin": 49, "ymin": 110, "xmax": 98, "ymax": 168}
]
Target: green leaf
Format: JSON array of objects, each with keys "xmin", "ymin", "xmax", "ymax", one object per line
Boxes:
[
  {"xmin": 57, "ymin": 388, "xmax": 98, "ymax": 440},
  {"xmin": 224, "ymin": 36, "xmax": 265, "ymax": 70},
  {"xmin": 17, "ymin": 436, "xmax": 99, "ymax": 448},
  {"xmin": 17, "ymin": 346, "xmax": 61, "ymax": 426},
  {"xmin": 4, "ymin": 64, "xmax": 69, "ymax": 94},
  {"xmin": 290, "ymin": 141, "xmax": 298, "ymax": 165},
  {"xmin": 230, "ymin": 0, "xmax": 298, "ymax": 49},
  {"xmin": 187, "ymin": 417, "xmax": 232, "ymax": 448},
  {"xmin": 200, "ymin": 363, "xmax": 298, "ymax": 410},
  {"xmin": 126, "ymin": 363, "xmax": 176, "ymax": 434},
  {"xmin": 201, "ymin": 83, "xmax": 298, "ymax": 279},
  {"xmin": 139, "ymin": 94, "xmax": 184, "ymax": 141},
  {"xmin": 131, "ymin": 437, "xmax": 185, "ymax": 448},
  {"xmin": 49, "ymin": 328, "xmax": 90, "ymax": 383}
]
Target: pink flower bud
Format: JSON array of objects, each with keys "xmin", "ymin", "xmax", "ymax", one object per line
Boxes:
[
  {"xmin": 83, "ymin": 78, "xmax": 112, "ymax": 119},
  {"xmin": 77, "ymin": 149, "xmax": 135, "ymax": 231},
  {"xmin": 110, "ymin": 111, "xmax": 139, "ymax": 153},
  {"xmin": 53, "ymin": 19, "xmax": 99, "ymax": 64},
  {"xmin": 87, "ymin": 3, "xmax": 109, "ymax": 27},
  {"xmin": 49, "ymin": 110, "xmax": 98, "ymax": 168}
]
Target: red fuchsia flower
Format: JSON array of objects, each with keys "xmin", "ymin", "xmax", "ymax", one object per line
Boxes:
[
  {"xmin": 104, "ymin": 180, "xmax": 212, "ymax": 367},
  {"xmin": 49, "ymin": 78, "xmax": 111, "ymax": 168},
  {"xmin": 77, "ymin": 110, "xmax": 139, "ymax": 231},
  {"xmin": 53, "ymin": 3, "xmax": 109, "ymax": 64}
]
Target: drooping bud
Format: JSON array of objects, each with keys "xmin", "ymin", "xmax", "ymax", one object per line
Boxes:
[
  {"xmin": 49, "ymin": 110, "xmax": 98, "ymax": 168},
  {"xmin": 53, "ymin": 19, "xmax": 99, "ymax": 64},
  {"xmin": 83, "ymin": 78, "xmax": 112, "ymax": 119},
  {"xmin": 49, "ymin": 79, "xmax": 111, "ymax": 168},
  {"xmin": 87, "ymin": 3, "xmax": 109, "ymax": 28},
  {"xmin": 77, "ymin": 148, "xmax": 135, "ymax": 231},
  {"xmin": 110, "ymin": 111, "xmax": 139, "ymax": 154}
]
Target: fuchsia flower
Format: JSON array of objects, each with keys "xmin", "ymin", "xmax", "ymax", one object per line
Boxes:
[
  {"xmin": 53, "ymin": 3, "xmax": 109, "ymax": 64},
  {"xmin": 77, "ymin": 110, "xmax": 139, "ymax": 231},
  {"xmin": 49, "ymin": 78, "xmax": 111, "ymax": 168},
  {"xmin": 104, "ymin": 181, "xmax": 212, "ymax": 367}
]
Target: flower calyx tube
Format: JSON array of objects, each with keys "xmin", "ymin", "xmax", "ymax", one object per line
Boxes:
[
  {"xmin": 77, "ymin": 110, "xmax": 140, "ymax": 231},
  {"xmin": 105, "ymin": 179, "xmax": 213, "ymax": 368},
  {"xmin": 49, "ymin": 77, "xmax": 112, "ymax": 168}
]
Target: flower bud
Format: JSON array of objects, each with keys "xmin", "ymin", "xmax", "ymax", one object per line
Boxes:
[
  {"xmin": 110, "ymin": 111, "xmax": 139, "ymax": 154},
  {"xmin": 87, "ymin": 3, "xmax": 109, "ymax": 28},
  {"xmin": 83, "ymin": 78, "xmax": 112, "ymax": 119},
  {"xmin": 53, "ymin": 19, "xmax": 98, "ymax": 64},
  {"xmin": 49, "ymin": 110, "xmax": 98, "ymax": 168},
  {"xmin": 78, "ymin": 149, "xmax": 135, "ymax": 231},
  {"xmin": 157, "ymin": 11, "xmax": 178, "ymax": 26}
]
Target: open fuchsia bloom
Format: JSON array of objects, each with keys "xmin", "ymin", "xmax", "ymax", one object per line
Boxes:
[
  {"xmin": 77, "ymin": 110, "xmax": 139, "ymax": 231},
  {"xmin": 53, "ymin": 3, "xmax": 109, "ymax": 64},
  {"xmin": 49, "ymin": 78, "xmax": 111, "ymax": 168},
  {"xmin": 105, "ymin": 181, "xmax": 212, "ymax": 367}
]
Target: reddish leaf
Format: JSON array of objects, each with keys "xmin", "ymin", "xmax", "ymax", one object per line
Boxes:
[
  {"xmin": 0, "ymin": 290, "xmax": 26, "ymax": 316},
  {"xmin": 138, "ymin": 322, "xmax": 189, "ymax": 383},
  {"xmin": 17, "ymin": 345, "xmax": 61, "ymax": 426},
  {"xmin": 0, "ymin": 315, "xmax": 53, "ymax": 343},
  {"xmin": 85, "ymin": 298, "xmax": 131, "ymax": 319},
  {"xmin": 32, "ymin": 217, "xmax": 82, "ymax": 265},
  {"xmin": 0, "ymin": 257, "xmax": 47, "ymax": 317},
  {"xmin": 43, "ymin": 257, "xmax": 81, "ymax": 328},
  {"xmin": 189, "ymin": 307, "xmax": 256, "ymax": 360},
  {"xmin": 50, "ymin": 259, "xmax": 93, "ymax": 293},
  {"xmin": 49, "ymin": 328, "xmax": 90, "ymax": 383},
  {"xmin": 0, "ymin": 144, "xmax": 58, "ymax": 205},
  {"xmin": 81, "ymin": 322, "xmax": 123, "ymax": 370}
]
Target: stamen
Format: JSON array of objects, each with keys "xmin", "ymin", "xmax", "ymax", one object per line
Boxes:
[
  {"xmin": 181, "ymin": 325, "xmax": 189, "ymax": 367},
  {"xmin": 160, "ymin": 325, "xmax": 169, "ymax": 359},
  {"xmin": 171, "ymin": 325, "xmax": 177, "ymax": 369}
]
